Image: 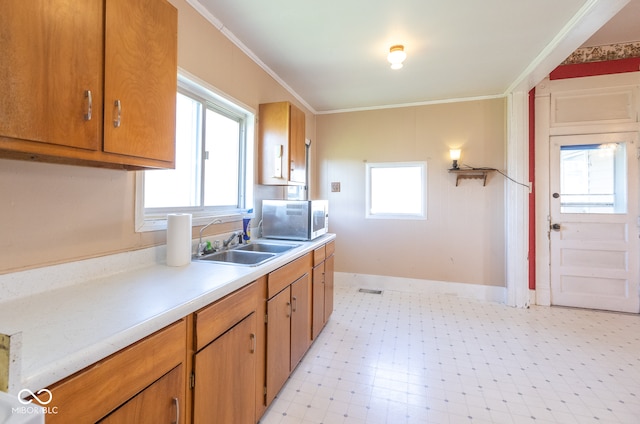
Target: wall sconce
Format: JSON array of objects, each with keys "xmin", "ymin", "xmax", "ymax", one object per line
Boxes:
[
  {"xmin": 387, "ymin": 45, "xmax": 406, "ymax": 70},
  {"xmin": 447, "ymin": 148, "xmax": 496, "ymax": 186},
  {"xmin": 449, "ymin": 149, "xmax": 461, "ymax": 169}
]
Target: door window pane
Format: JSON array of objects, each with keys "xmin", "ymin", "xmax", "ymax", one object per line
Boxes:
[{"xmin": 560, "ymin": 143, "xmax": 626, "ymax": 214}]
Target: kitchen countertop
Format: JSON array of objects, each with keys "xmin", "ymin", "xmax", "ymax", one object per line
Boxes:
[{"xmin": 0, "ymin": 234, "xmax": 335, "ymax": 395}]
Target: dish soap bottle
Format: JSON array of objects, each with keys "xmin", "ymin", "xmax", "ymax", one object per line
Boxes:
[{"xmin": 242, "ymin": 209, "xmax": 253, "ymax": 243}]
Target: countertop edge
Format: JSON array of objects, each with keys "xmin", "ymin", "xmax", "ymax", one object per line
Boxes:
[{"xmin": 1, "ymin": 234, "xmax": 336, "ymax": 394}]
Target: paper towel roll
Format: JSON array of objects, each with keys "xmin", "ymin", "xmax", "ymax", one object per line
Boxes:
[{"xmin": 166, "ymin": 213, "xmax": 192, "ymax": 266}]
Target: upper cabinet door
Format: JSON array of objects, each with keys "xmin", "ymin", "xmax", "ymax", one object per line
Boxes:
[
  {"xmin": 289, "ymin": 104, "xmax": 306, "ymax": 184},
  {"xmin": 103, "ymin": 0, "xmax": 177, "ymax": 162},
  {"xmin": 0, "ymin": 0, "xmax": 103, "ymax": 150},
  {"xmin": 258, "ymin": 101, "xmax": 306, "ymax": 185}
]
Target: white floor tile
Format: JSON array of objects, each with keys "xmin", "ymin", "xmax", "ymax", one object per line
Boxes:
[{"xmin": 260, "ymin": 280, "xmax": 640, "ymax": 423}]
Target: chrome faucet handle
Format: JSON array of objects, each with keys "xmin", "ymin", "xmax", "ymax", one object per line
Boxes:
[{"xmin": 197, "ymin": 241, "xmax": 208, "ymax": 256}]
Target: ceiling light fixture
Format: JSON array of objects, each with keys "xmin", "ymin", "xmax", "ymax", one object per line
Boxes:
[{"xmin": 387, "ymin": 45, "xmax": 406, "ymax": 70}]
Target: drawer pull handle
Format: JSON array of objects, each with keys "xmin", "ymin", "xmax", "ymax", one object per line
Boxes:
[
  {"xmin": 84, "ymin": 90, "xmax": 92, "ymax": 121},
  {"xmin": 292, "ymin": 296, "xmax": 297, "ymax": 312},
  {"xmin": 113, "ymin": 99, "xmax": 122, "ymax": 128},
  {"xmin": 250, "ymin": 333, "xmax": 256, "ymax": 353},
  {"xmin": 286, "ymin": 301, "xmax": 291, "ymax": 318},
  {"xmin": 172, "ymin": 397, "xmax": 179, "ymax": 424}
]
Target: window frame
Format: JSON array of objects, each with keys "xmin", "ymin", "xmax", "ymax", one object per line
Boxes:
[
  {"xmin": 365, "ymin": 161, "xmax": 427, "ymax": 220},
  {"xmin": 135, "ymin": 69, "xmax": 255, "ymax": 232}
]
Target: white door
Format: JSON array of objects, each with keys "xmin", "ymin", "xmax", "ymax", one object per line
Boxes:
[{"xmin": 549, "ymin": 132, "xmax": 640, "ymax": 313}]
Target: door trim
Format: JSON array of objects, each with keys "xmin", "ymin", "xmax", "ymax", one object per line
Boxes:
[
  {"xmin": 506, "ymin": 91, "xmax": 531, "ymax": 308},
  {"xmin": 535, "ymin": 73, "xmax": 640, "ymax": 307}
]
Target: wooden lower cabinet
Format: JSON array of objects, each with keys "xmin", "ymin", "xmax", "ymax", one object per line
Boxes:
[
  {"xmin": 47, "ymin": 319, "xmax": 187, "ymax": 424},
  {"xmin": 312, "ymin": 241, "xmax": 335, "ymax": 339},
  {"xmin": 193, "ymin": 313, "xmax": 257, "ymax": 424},
  {"xmin": 290, "ymin": 274, "xmax": 312, "ymax": 370},
  {"xmin": 45, "ymin": 243, "xmax": 334, "ymax": 424},
  {"xmin": 266, "ymin": 285, "xmax": 292, "ymax": 406},
  {"xmin": 191, "ymin": 278, "xmax": 266, "ymax": 424},
  {"xmin": 265, "ymin": 272, "xmax": 312, "ymax": 408},
  {"xmin": 99, "ymin": 364, "xmax": 183, "ymax": 424},
  {"xmin": 312, "ymin": 262, "xmax": 325, "ymax": 340},
  {"xmin": 265, "ymin": 253, "xmax": 313, "ymax": 406},
  {"xmin": 324, "ymin": 253, "xmax": 335, "ymax": 325}
]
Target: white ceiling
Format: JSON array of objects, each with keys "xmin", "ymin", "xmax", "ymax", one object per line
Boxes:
[
  {"xmin": 191, "ymin": 0, "xmax": 640, "ymax": 114},
  {"xmin": 582, "ymin": 0, "xmax": 640, "ymax": 46}
]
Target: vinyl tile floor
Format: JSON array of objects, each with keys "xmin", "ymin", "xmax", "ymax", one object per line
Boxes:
[{"xmin": 259, "ymin": 281, "xmax": 640, "ymax": 424}]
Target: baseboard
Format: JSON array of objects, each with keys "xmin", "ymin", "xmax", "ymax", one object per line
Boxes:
[{"xmin": 335, "ymin": 272, "xmax": 507, "ymax": 304}]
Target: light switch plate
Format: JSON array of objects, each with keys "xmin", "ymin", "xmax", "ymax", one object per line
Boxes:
[{"xmin": 331, "ymin": 182, "xmax": 341, "ymax": 192}]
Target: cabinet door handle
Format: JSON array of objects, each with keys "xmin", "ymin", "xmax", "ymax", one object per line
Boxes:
[
  {"xmin": 292, "ymin": 296, "xmax": 297, "ymax": 312},
  {"xmin": 172, "ymin": 397, "xmax": 179, "ymax": 424},
  {"xmin": 286, "ymin": 301, "xmax": 291, "ymax": 318},
  {"xmin": 84, "ymin": 90, "xmax": 92, "ymax": 121},
  {"xmin": 113, "ymin": 99, "xmax": 122, "ymax": 128},
  {"xmin": 250, "ymin": 333, "xmax": 256, "ymax": 353}
]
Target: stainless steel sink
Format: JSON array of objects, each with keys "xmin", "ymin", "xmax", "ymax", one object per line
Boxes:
[
  {"xmin": 194, "ymin": 241, "xmax": 301, "ymax": 266},
  {"xmin": 235, "ymin": 242, "xmax": 300, "ymax": 254},
  {"xmin": 195, "ymin": 249, "xmax": 276, "ymax": 266}
]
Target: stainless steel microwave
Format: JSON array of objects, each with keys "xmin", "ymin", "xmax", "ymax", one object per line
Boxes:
[{"xmin": 262, "ymin": 200, "xmax": 328, "ymax": 241}]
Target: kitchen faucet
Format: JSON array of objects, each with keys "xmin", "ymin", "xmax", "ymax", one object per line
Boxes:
[
  {"xmin": 223, "ymin": 231, "xmax": 244, "ymax": 248},
  {"xmin": 197, "ymin": 218, "xmax": 223, "ymax": 256}
]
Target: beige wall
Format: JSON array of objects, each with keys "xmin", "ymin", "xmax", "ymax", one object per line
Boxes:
[
  {"xmin": 1, "ymin": 0, "xmax": 507, "ymax": 289},
  {"xmin": 0, "ymin": 0, "xmax": 314, "ymax": 274},
  {"xmin": 316, "ymin": 99, "xmax": 507, "ymax": 286}
]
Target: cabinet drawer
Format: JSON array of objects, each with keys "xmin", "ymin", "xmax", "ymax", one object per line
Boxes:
[
  {"xmin": 195, "ymin": 281, "xmax": 260, "ymax": 351},
  {"xmin": 268, "ymin": 253, "xmax": 312, "ymax": 299},
  {"xmin": 48, "ymin": 319, "xmax": 186, "ymax": 424},
  {"xmin": 326, "ymin": 240, "xmax": 335, "ymax": 257},
  {"xmin": 313, "ymin": 245, "xmax": 326, "ymax": 266}
]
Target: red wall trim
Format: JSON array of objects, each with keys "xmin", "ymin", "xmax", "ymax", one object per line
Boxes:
[{"xmin": 550, "ymin": 57, "xmax": 640, "ymax": 80}]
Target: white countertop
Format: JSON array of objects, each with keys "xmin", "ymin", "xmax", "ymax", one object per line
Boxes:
[{"xmin": 0, "ymin": 234, "xmax": 335, "ymax": 395}]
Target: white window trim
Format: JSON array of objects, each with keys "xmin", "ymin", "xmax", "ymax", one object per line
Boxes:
[
  {"xmin": 365, "ymin": 161, "xmax": 427, "ymax": 220},
  {"xmin": 135, "ymin": 68, "xmax": 255, "ymax": 233}
]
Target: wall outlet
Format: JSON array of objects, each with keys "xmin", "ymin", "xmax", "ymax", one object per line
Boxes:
[{"xmin": 331, "ymin": 182, "xmax": 341, "ymax": 192}]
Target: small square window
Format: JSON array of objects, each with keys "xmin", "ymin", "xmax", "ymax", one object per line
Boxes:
[{"xmin": 365, "ymin": 162, "xmax": 427, "ymax": 219}]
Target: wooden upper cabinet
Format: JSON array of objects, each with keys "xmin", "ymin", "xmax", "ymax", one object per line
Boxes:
[
  {"xmin": 288, "ymin": 104, "xmax": 306, "ymax": 184},
  {"xmin": 0, "ymin": 0, "xmax": 103, "ymax": 150},
  {"xmin": 258, "ymin": 101, "xmax": 306, "ymax": 185},
  {"xmin": 103, "ymin": 0, "xmax": 177, "ymax": 162},
  {"xmin": 0, "ymin": 0, "xmax": 177, "ymax": 170}
]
